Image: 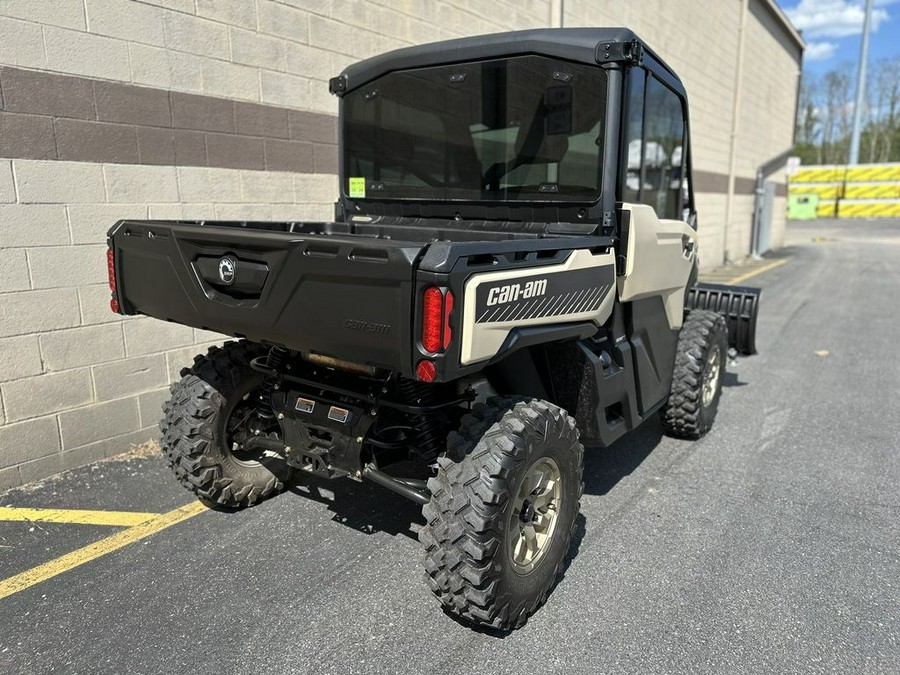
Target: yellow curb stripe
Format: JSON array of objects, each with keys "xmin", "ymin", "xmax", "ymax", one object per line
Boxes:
[
  {"xmin": 723, "ymin": 258, "xmax": 789, "ymax": 285},
  {"xmin": 0, "ymin": 507, "xmax": 162, "ymax": 527},
  {"xmin": 0, "ymin": 501, "xmax": 207, "ymax": 601}
]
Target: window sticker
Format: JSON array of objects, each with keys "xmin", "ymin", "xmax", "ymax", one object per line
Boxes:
[{"xmin": 348, "ymin": 177, "xmax": 366, "ymax": 198}]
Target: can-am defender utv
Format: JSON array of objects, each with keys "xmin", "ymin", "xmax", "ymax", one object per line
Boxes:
[{"xmin": 106, "ymin": 28, "xmax": 760, "ymax": 629}]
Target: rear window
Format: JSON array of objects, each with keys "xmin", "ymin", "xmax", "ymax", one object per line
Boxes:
[{"xmin": 342, "ymin": 55, "xmax": 608, "ymax": 203}]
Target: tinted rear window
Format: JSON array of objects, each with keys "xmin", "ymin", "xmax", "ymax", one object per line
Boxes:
[{"xmin": 342, "ymin": 55, "xmax": 608, "ymax": 203}]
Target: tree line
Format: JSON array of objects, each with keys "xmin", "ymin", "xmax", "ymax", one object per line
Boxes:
[{"xmin": 796, "ymin": 56, "xmax": 900, "ymax": 166}]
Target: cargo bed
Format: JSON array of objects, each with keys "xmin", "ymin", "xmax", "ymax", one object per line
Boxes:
[{"xmin": 108, "ymin": 218, "xmax": 593, "ymax": 374}]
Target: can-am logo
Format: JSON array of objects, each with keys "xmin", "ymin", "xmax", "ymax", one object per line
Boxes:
[
  {"xmin": 486, "ymin": 278, "xmax": 548, "ymax": 306},
  {"xmin": 343, "ymin": 319, "xmax": 391, "ymax": 335},
  {"xmin": 218, "ymin": 256, "xmax": 236, "ymax": 285}
]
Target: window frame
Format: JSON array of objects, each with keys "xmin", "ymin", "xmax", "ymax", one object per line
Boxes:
[{"xmin": 618, "ymin": 63, "xmax": 695, "ymax": 222}]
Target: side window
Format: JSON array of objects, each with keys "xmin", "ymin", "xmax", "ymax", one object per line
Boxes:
[
  {"xmin": 643, "ymin": 76, "xmax": 685, "ymax": 220},
  {"xmin": 622, "ymin": 69, "xmax": 686, "ymax": 220},
  {"xmin": 623, "ymin": 67, "xmax": 645, "ymax": 204}
]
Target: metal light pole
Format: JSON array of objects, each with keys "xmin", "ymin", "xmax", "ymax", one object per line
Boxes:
[{"xmin": 848, "ymin": 0, "xmax": 874, "ymax": 165}]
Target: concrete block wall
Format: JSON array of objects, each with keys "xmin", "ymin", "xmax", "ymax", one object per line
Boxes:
[
  {"xmin": 0, "ymin": 156, "xmax": 337, "ymax": 491},
  {"xmin": 0, "ymin": 0, "xmax": 800, "ymax": 490}
]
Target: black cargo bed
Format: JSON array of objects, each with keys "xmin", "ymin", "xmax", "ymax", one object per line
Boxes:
[{"xmin": 109, "ymin": 219, "xmax": 430, "ymax": 372}]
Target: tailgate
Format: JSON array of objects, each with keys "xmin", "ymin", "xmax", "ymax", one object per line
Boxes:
[{"xmin": 109, "ymin": 220, "xmax": 425, "ymax": 372}]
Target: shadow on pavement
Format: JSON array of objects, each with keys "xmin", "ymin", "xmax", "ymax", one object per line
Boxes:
[
  {"xmin": 286, "ymin": 474, "xmax": 423, "ymax": 540},
  {"xmin": 723, "ymin": 371, "xmax": 747, "ymax": 389},
  {"xmin": 284, "ymin": 416, "xmax": 666, "ymax": 540},
  {"xmin": 279, "ymin": 418, "xmax": 670, "ymax": 637},
  {"xmin": 582, "ymin": 418, "xmax": 663, "ymax": 497}
]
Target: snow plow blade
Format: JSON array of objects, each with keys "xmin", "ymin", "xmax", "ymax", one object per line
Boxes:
[{"xmin": 687, "ymin": 282, "xmax": 761, "ymax": 355}]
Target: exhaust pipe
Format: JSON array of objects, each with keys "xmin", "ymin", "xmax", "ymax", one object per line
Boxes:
[{"xmin": 362, "ymin": 464, "xmax": 430, "ymax": 505}]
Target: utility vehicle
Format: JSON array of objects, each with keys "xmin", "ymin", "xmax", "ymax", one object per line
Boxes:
[{"xmin": 106, "ymin": 28, "xmax": 760, "ymax": 629}]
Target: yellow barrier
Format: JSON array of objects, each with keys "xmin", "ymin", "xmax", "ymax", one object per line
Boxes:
[
  {"xmin": 816, "ymin": 200, "xmax": 838, "ymax": 217},
  {"xmin": 789, "ymin": 184, "xmax": 841, "ymax": 199},
  {"xmin": 838, "ymin": 200, "xmax": 900, "ymax": 218},
  {"xmin": 843, "ymin": 183, "xmax": 900, "ymax": 200},
  {"xmin": 791, "ymin": 167, "xmax": 846, "ymax": 183},
  {"xmin": 792, "ymin": 163, "xmax": 900, "ymax": 184},
  {"xmin": 845, "ymin": 165, "xmax": 900, "ymax": 182},
  {"xmin": 789, "ymin": 163, "xmax": 900, "ymax": 218}
]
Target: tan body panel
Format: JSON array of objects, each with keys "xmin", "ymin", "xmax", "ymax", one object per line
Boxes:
[
  {"xmin": 461, "ymin": 248, "xmax": 616, "ymax": 365},
  {"xmin": 617, "ymin": 203, "xmax": 697, "ymax": 330}
]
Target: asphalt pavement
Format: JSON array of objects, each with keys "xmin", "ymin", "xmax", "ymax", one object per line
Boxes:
[{"xmin": 1, "ymin": 218, "xmax": 898, "ymax": 674}]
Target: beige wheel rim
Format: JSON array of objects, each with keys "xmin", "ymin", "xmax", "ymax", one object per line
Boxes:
[
  {"xmin": 508, "ymin": 456, "xmax": 563, "ymax": 575},
  {"xmin": 702, "ymin": 347, "xmax": 722, "ymax": 407}
]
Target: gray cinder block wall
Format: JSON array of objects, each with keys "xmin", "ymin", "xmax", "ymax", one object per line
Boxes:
[{"xmin": 0, "ymin": 0, "xmax": 801, "ymax": 490}]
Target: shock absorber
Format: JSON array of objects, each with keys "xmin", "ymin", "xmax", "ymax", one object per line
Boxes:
[
  {"xmin": 256, "ymin": 345, "xmax": 289, "ymax": 422},
  {"xmin": 397, "ymin": 378, "xmax": 445, "ymax": 461}
]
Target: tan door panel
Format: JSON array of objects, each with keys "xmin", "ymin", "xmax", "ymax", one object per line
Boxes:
[{"xmin": 617, "ymin": 203, "xmax": 697, "ymax": 329}]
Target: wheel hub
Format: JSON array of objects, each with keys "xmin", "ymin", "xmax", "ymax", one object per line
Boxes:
[
  {"xmin": 702, "ymin": 347, "xmax": 722, "ymax": 407},
  {"xmin": 508, "ymin": 457, "xmax": 563, "ymax": 575},
  {"xmin": 519, "ymin": 500, "xmax": 536, "ymax": 523}
]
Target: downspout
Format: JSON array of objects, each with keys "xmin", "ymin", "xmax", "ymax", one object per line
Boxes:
[
  {"xmin": 750, "ymin": 147, "xmax": 795, "ymax": 256},
  {"xmin": 724, "ymin": 0, "xmax": 750, "ymax": 263},
  {"xmin": 750, "ymin": 19, "xmax": 802, "ymax": 257}
]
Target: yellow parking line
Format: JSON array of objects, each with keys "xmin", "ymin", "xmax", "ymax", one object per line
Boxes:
[
  {"xmin": 0, "ymin": 507, "xmax": 161, "ymax": 528},
  {"xmin": 724, "ymin": 258, "xmax": 789, "ymax": 285},
  {"xmin": 0, "ymin": 501, "xmax": 207, "ymax": 601}
]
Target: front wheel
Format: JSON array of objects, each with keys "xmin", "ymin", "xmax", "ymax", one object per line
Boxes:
[
  {"xmin": 660, "ymin": 309, "xmax": 728, "ymax": 439},
  {"xmin": 419, "ymin": 397, "xmax": 584, "ymax": 630},
  {"xmin": 160, "ymin": 341, "xmax": 293, "ymax": 508}
]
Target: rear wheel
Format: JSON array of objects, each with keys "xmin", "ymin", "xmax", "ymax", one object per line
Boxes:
[
  {"xmin": 419, "ymin": 397, "xmax": 583, "ymax": 630},
  {"xmin": 660, "ymin": 309, "xmax": 728, "ymax": 439},
  {"xmin": 160, "ymin": 341, "xmax": 293, "ymax": 508}
]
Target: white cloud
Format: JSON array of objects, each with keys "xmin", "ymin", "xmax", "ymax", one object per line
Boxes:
[
  {"xmin": 804, "ymin": 41, "xmax": 839, "ymax": 60},
  {"xmin": 785, "ymin": 0, "xmax": 892, "ymax": 38}
]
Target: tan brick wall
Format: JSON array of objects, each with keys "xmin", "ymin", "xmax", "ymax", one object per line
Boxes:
[
  {"xmin": 0, "ymin": 0, "xmax": 800, "ymax": 490},
  {"xmin": 0, "ymin": 0, "xmax": 552, "ymax": 116},
  {"xmin": 0, "ymin": 158, "xmax": 334, "ymax": 490}
]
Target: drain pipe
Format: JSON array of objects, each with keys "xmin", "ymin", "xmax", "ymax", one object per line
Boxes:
[
  {"xmin": 750, "ymin": 148, "xmax": 795, "ymax": 257},
  {"xmin": 724, "ymin": 0, "xmax": 750, "ymax": 262}
]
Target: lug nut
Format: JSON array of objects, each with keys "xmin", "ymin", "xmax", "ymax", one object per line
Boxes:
[{"xmin": 277, "ymin": 413, "xmax": 284, "ymax": 420}]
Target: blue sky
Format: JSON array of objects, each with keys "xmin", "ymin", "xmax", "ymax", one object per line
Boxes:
[{"xmin": 777, "ymin": 0, "xmax": 900, "ymax": 76}]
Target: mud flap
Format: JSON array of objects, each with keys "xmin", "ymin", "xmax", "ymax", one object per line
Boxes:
[{"xmin": 686, "ymin": 283, "xmax": 761, "ymax": 355}]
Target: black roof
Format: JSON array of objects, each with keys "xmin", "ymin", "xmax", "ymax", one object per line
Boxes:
[{"xmin": 338, "ymin": 27, "xmax": 684, "ymax": 97}]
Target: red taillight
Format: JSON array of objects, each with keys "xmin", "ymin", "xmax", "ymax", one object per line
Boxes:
[
  {"xmin": 107, "ymin": 247, "xmax": 116, "ymax": 293},
  {"xmin": 421, "ymin": 287, "xmax": 443, "ymax": 353},
  {"xmin": 442, "ymin": 291, "xmax": 454, "ymax": 350},
  {"xmin": 416, "ymin": 360, "xmax": 436, "ymax": 382}
]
